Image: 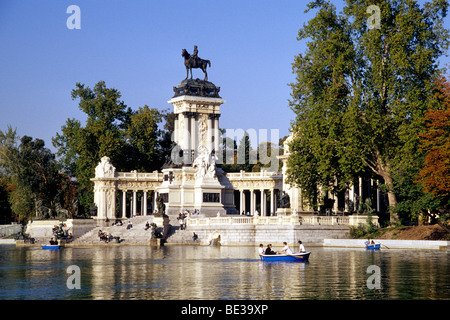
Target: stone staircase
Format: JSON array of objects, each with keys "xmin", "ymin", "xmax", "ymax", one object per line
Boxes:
[{"xmin": 72, "ymin": 216, "xmax": 154, "ymax": 244}]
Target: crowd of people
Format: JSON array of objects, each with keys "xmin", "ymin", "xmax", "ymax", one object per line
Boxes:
[
  {"xmin": 176, "ymin": 209, "xmax": 201, "ymax": 230},
  {"xmin": 258, "ymin": 241, "xmax": 307, "ymax": 255},
  {"xmin": 97, "ymin": 230, "xmax": 115, "ymax": 243},
  {"xmin": 50, "ymin": 223, "xmax": 73, "ymax": 244}
]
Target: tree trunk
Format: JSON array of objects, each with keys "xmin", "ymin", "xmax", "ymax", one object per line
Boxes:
[
  {"xmin": 382, "ymin": 173, "xmax": 399, "ymax": 224},
  {"xmin": 368, "ymin": 150, "xmax": 399, "ymax": 225}
]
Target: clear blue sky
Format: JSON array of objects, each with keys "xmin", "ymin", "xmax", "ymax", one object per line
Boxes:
[{"xmin": 1, "ymin": 0, "xmax": 449, "ymax": 152}]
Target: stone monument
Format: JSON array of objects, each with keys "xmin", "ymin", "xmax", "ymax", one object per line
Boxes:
[{"xmin": 156, "ymin": 46, "xmax": 234, "ymax": 217}]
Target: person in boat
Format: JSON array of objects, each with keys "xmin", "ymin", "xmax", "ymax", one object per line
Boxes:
[
  {"xmin": 297, "ymin": 240, "xmax": 306, "ymax": 253},
  {"xmin": 258, "ymin": 244, "xmax": 265, "ymax": 255},
  {"xmin": 277, "ymin": 242, "xmax": 293, "ymax": 254},
  {"xmin": 265, "ymin": 244, "xmax": 276, "ymax": 255},
  {"xmin": 365, "ymin": 239, "xmax": 376, "ymax": 246},
  {"xmin": 49, "ymin": 238, "xmax": 58, "ymax": 245}
]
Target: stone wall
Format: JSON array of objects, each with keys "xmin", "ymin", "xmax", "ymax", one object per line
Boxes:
[
  {"xmin": 0, "ymin": 223, "xmax": 22, "ymax": 238},
  {"xmin": 323, "ymin": 238, "xmax": 450, "ymax": 250},
  {"xmin": 176, "ymin": 224, "xmax": 349, "ymax": 247},
  {"xmin": 26, "ymin": 219, "xmax": 97, "ymax": 242}
]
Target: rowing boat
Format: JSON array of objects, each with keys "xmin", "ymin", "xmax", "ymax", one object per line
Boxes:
[
  {"xmin": 259, "ymin": 252, "xmax": 310, "ymax": 262},
  {"xmin": 365, "ymin": 244, "xmax": 381, "ymax": 250},
  {"xmin": 41, "ymin": 245, "xmax": 61, "ymax": 250}
]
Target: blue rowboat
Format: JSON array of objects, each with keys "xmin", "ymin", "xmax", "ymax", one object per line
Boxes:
[
  {"xmin": 260, "ymin": 252, "xmax": 310, "ymax": 262},
  {"xmin": 366, "ymin": 244, "xmax": 381, "ymax": 250},
  {"xmin": 41, "ymin": 245, "xmax": 61, "ymax": 250}
]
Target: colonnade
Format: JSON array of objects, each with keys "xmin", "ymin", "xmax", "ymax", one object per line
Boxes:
[
  {"xmin": 118, "ymin": 189, "xmax": 158, "ymax": 218},
  {"xmin": 235, "ymin": 188, "xmax": 279, "ymax": 216},
  {"xmin": 173, "ymin": 112, "xmax": 220, "ymax": 164}
]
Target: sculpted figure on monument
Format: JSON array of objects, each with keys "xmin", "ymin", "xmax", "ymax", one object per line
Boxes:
[
  {"xmin": 95, "ymin": 156, "xmax": 116, "ymax": 178},
  {"xmin": 182, "ymin": 46, "xmax": 211, "ymax": 81},
  {"xmin": 193, "ymin": 145, "xmax": 216, "ymax": 179},
  {"xmin": 280, "ymin": 192, "xmax": 291, "ymax": 208},
  {"xmin": 155, "ymin": 195, "xmax": 166, "ymax": 217}
]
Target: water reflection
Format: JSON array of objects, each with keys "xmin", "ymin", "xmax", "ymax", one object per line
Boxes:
[{"xmin": 0, "ymin": 246, "xmax": 448, "ymax": 300}]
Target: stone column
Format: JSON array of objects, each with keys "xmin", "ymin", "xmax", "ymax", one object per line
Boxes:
[
  {"xmin": 122, "ymin": 190, "xmax": 127, "ymax": 218},
  {"xmin": 129, "ymin": 195, "xmax": 133, "ymax": 218},
  {"xmin": 273, "ymin": 189, "xmax": 278, "ymax": 214},
  {"xmin": 239, "ymin": 190, "xmax": 244, "ymax": 214},
  {"xmin": 173, "ymin": 114, "xmax": 179, "ymax": 145},
  {"xmin": 132, "ymin": 190, "xmax": 137, "ymax": 217},
  {"xmin": 213, "ymin": 114, "xmax": 220, "ymax": 154},
  {"xmin": 270, "ymin": 189, "xmax": 275, "ymax": 216},
  {"xmin": 250, "ymin": 189, "xmax": 255, "ymax": 215},
  {"xmin": 207, "ymin": 115, "xmax": 213, "ymax": 152},
  {"xmin": 191, "ymin": 113, "xmax": 197, "ymax": 159},
  {"xmin": 106, "ymin": 190, "xmax": 116, "ymax": 219},
  {"xmin": 153, "ymin": 191, "xmax": 158, "ymax": 214},
  {"xmin": 143, "ymin": 191, "xmax": 148, "ymax": 216},
  {"xmin": 183, "ymin": 113, "xmax": 191, "ymax": 164},
  {"xmin": 260, "ymin": 189, "xmax": 265, "ymax": 216},
  {"xmin": 97, "ymin": 188, "xmax": 105, "ymax": 219},
  {"xmin": 262, "ymin": 189, "xmax": 267, "ymax": 216}
]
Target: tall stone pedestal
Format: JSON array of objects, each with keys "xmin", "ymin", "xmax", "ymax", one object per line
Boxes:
[
  {"xmin": 158, "ymin": 79, "xmax": 232, "ymax": 219},
  {"xmin": 156, "ymin": 165, "xmax": 227, "ymax": 218}
]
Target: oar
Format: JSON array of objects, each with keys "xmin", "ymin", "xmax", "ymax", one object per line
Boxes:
[{"xmin": 377, "ymin": 242, "xmax": 390, "ymax": 249}]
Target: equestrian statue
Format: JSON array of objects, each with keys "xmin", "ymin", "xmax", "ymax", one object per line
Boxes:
[{"xmin": 182, "ymin": 45, "xmax": 211, "ymax": 81}]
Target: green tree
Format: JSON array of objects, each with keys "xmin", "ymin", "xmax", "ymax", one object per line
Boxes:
[
  {"xmin": 237, "ymin": 132, "xmax": 255, "ymax": 172},
  {"xmin": 0, "ymin": 177, "xmax": 13, "ymax": 223},
  {"xmin": 1, "ymin": 128, "xmax": 66, "ymax": 221},
  {"xmin": 53, "ymin": 81, "xmax": 168, "ymax": 209},
  {"xmin": 53, "ymin": 81, "xmax": 134, "ymax": 208},
  {"xmin": 287, "ymin": 0, "xmax": 449, "ymax": 224},
  {"xmin": 252, "ymin": 141, "xmax": 282, "ymax": 172},
  {"xmin": 126, "ymin": 105, "xmax": 163, "ymax": 172},
  {"xmin": 221, "ymin": 131, "xmax": 256, "ymax": 172}
]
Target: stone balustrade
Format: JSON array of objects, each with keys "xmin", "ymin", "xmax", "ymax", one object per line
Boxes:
[
  {"xmin": 299, "ymin": 215, "xmax": 379, "ymax": 227},
  {"xmin": 186, "ymin": 214, "xmax": 379, "ymax": 227},
  {"xmin": 116, "ymin": 171, "xmax": 163, "ymax": 180}
]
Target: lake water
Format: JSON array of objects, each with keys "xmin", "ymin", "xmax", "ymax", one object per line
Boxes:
[{"xmin": 0, "ymin": 245, "xmax": 448, "ymax": 300}]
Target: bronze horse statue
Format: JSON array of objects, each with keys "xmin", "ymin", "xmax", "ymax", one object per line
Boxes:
[{"xmin": 182, "ymin": 49, "xmax": 211, "ymax": 81}]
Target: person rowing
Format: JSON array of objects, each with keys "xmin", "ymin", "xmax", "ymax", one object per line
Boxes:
[{"xmin": 277, "ymin": 242, "xmax": 293, "ymax": 254}]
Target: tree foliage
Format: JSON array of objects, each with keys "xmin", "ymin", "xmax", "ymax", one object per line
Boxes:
[
  {"xmin": 287, "ymin": 0, "xmax": 449, "ymax": 224},
  {"xmin": 52, "ymin": 81, "xmax": 169, "ymax": 209},
  {"xmin": 417, "ymin": 75, "xmax": 450, "ymax": 206},
  {"xmin": 0, "ymin": 127, "xmax": 71, "ymax": 221}
]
